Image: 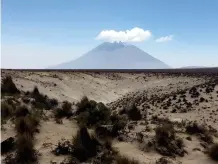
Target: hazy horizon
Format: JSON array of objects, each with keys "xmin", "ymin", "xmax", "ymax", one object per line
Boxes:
[{"xmin": 1, "ymin": 0, "xmax": 218, "ymax": 69}]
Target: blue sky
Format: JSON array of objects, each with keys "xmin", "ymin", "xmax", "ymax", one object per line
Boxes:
[{"xmin": 1, "ymin": 0, "xmax": 218, "ymax": 68}]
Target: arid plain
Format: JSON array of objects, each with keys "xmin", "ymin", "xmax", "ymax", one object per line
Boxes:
[{"xmin": 1, "ymin": 69, "xmax": 218, "ymax": 164}]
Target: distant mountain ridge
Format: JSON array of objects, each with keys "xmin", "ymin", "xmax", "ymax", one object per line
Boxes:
[
  {"xmin": 180, "ymin": 66, "xmax": 207, "ymax": 69},
  {"xmin": 50, "ymin": 42, "xmax": 170, "ymax": 69}
]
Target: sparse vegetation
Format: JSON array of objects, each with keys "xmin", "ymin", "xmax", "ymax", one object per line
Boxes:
[{"xmin": 1, "ymin": 71, "xmax": 218, "ymax": 164}]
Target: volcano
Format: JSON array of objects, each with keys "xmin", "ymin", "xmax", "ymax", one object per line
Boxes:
[{"xmin": 51, "ymin": 42, "xmax": 170, "ymax": 69}]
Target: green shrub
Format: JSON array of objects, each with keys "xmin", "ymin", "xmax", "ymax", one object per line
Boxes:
[{"xmin": 1, "ymin": 76, "xmax": 20, "ymax": 94}]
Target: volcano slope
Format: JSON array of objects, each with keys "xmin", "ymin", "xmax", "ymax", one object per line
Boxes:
[{"xmin": 1, "ymin": 69, "xmax": 218, "ymax": 164}]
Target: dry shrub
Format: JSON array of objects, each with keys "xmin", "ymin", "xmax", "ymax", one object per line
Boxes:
[
  {"xmin": 155, "ymin": 123, "xmax": 185, "ymax": 157},
  {"xmin": 76, "ymin": 96, "xmax": 99, "ymax": 116},
  {"xmin": 1, "ymin": 76, "xmax": 20, "ymax": 94},
  {"xmin": 31, "ymin": 86, "xmax": 50, "ymax": 109},
  {"xmin": 186, "ymin": 122, "xmax": 214, "ymax": 144},
  {"xmin": 15, "ymin": 105, "xmax": 30, "ymax": 117},
  {"xmin": 156, "ymin": 157, "xmax": 172, "ymax": 164},
  {"xmin": 71, "ymin": 127, "xmax": 100, "ymax": 162},
  {"xmin": 15, "ymin": 114, "xmax": 40, "ymax": 136},
  {"xmin": 1, "ymin": 101, "xmax": 14, "ymax": 120},
  {"xmin": 15, "ymin": 133, "xmax": 37, "ymax": 164},
  {"xmin": 77, "ymin": 101, "xmax": 110, "ymax": 127},
  {"xmin": 208, "ymin": 143, "xmax": 218, "ymax": 161},
  {"xmin": 186, "ymin": 122, "xmax": 207, "ymax": 134},
  {"xmin": 115, "ymin": 155, "xmax": 139, "ymax": 164},
  {"xmin": 54, "ymin": 101, "xmax": 73, "ymax": 119},
  {"xmin": 126, "ymin": 103, "xmax": 142, "ymax": 121}
]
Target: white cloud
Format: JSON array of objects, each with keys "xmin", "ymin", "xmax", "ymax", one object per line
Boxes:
[
  {"xmin": 96, "ymin": 27, "xmax": 152, "ymax": 43},
  {"xmin": 156, "ymin": 35, "xmax": 173, "ymax": 43}
]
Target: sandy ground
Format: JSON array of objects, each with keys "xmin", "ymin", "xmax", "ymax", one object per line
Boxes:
[{"xmin": 1, "ymin": 70, "xmax": 218, "ymax": 164}]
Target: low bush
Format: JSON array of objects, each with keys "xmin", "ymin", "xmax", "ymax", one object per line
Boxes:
[
  {"xmin": 155, "ymin": 123, "xmax": 175, "ymax": 146},
  {"xmin": 54, "ymin": 101, "xmax": 73, "ymax": 119},
  {"xmin": 1, "ymin": 76, "xmax": 20, "ymax": 94},
  {"xmin": 47, "ymin": 98, "xmax": 58, "ymax": 108},
  {"xmin": 126, "ymin": 103, "xmax": 142, "ymax": 121},
  {"xmin": 208, "ymin": 143, "xmax": 218, "ymax": 161},
  {"xmin": 31, "ymin": 86, "xmax": 50, "ymax": 109},
  {"xmin": 62, "ymin": 101, "xmax": 73, "ymax": 117},
  {"xmin": 186, "ymin": 122, "xmax": 206, "ymax": 134},
  {"xmin": 76, "ymin": 96, "xmax": 97, "ymax": 114},
  {"xmin": 186, "ymin": 122, "xmax": 213, "ymax": 144},
  {"xmin": 77, "ymin": 102, "xmax": 110, "ymax": 127},
  {"xmin": 155, "ymin": 123, "xmax": 185, "ymax": 157},
  {"xmin": 111, "ymin": 114, "xmax": 128, "ymax": 137}
]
